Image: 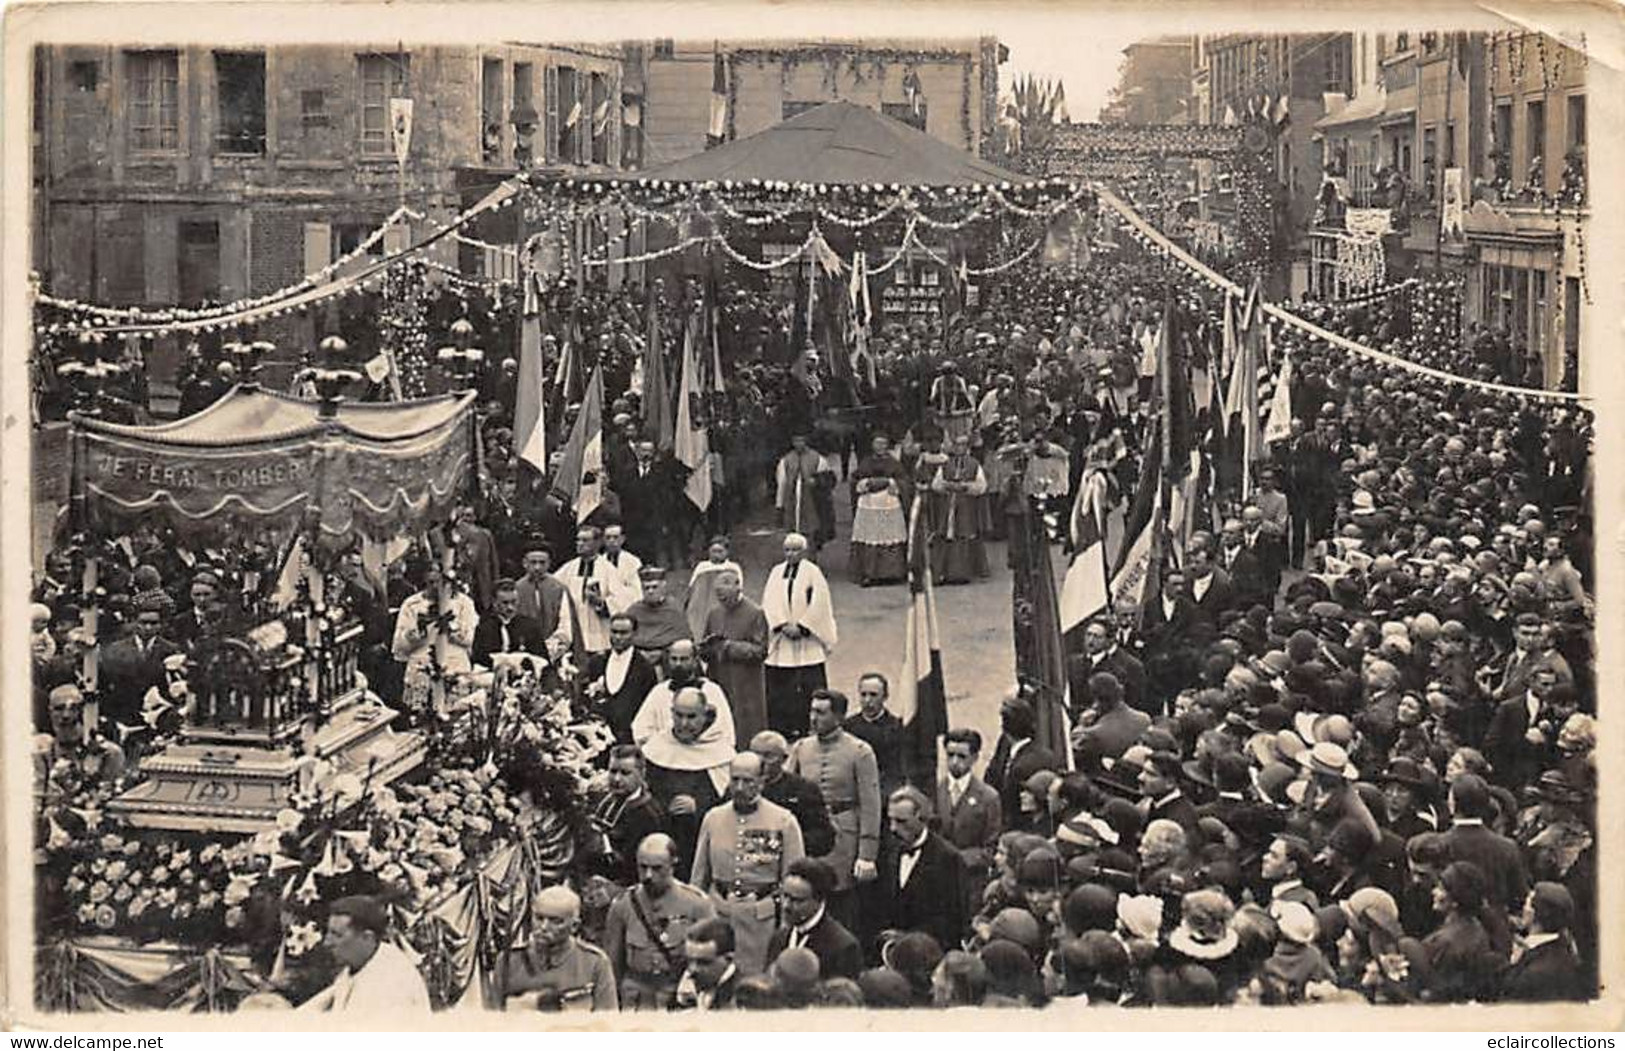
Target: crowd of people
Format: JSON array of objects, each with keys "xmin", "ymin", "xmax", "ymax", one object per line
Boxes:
[{"xmin": 32, "ymin": 203, "xmax": 1597, "ymax": 1012}]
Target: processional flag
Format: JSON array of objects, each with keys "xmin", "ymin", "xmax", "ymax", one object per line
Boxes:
[
  {"xmin": 1059, "ymin": 480, "xmax": 1111, "ymax": 648},
  {"xmin": 675, "ymin": 320, "xmax": 713, "ymax": 512},
  {"xmin": 514, "ymin": 267, "xmax": 547, "ymax": 473},
  {"xmin": 1009, "ymin": 479, "xmax": 1074, "ymax": 771},
  {"xmin": 643, "ymin": 292, "xmax": 674, "ymax": 453},
  {"xmin": 553, "ymin": 365, "xmax": 605, "ymax": 523},
  {"xmin": 896, "ymin": 495, "xmax": 948, "ymax": 786}
]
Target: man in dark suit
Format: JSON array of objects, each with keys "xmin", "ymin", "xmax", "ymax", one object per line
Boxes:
[
  {"xmin": 472, "ymin": 579, "xmax": 546, "ymax": 666},
  {"xmin": 1112, "ymin": 601, "xmax": 1146, "ymax": 663},
  {"xmin": 1138, "ymin": 751, "xmax": 1201, "ymax": 837},
  {"xmin": 843, "ymin": 673, "xmax": 910, "ymax": 795},
  {"xmin": 982, "ymin": 694, "xmax": 1061, "ymax": 830},
  {"xmin": 767, "ymin": 857, "xmax": 862, "ymax": 981},
  {"xmin": 97, "ymin": 595, "xmax": 183, "ymax": 730},
  {"xmin": 1239, "ymin": 504, "xmax": 1285, "ymax": 597},
  {"xmin": 615, "ymin": 438, "xmax": 685, "ymax": 567},
  {"xmin": 1478, "ymin": 613, "xmax": 1573, "ymax": 705},
  {"xmin": 583, "ymin": 614, "xmax": 660, "ymax": 744},
  {"xmin": 934, "ymin": 728, "xmax": 1002, "ymax": 913},
  {"xmin": 865, "ymin": 786, "xmax": 964, "ymax": 959},
  {"xmin": 1195, "ymin": 751, "xmax": 1284, "ymax": 851},
  {"xmin": 1441, "ymin": 774, "xmax": 1529, "ymax": 958},
  {"xmin": 451, "ymin": 504, "xmax": 502, "ymax": 614},
  {"xmin": 1483, "ymin": 660, "xmax": 1564, "ymax": 790},
  {"xmin": 1184, "ymin": 536, "xmax": 1236, "ymax": 628},
  {"xmin": 675, "ymin": 917, "xmax": 742, "ymax": 1011},
  {"xmin": 1217, "ymin": 518, "xmax": 1269, "ymax": 609},
  {"xmin": 1502, "ymin": 883, "xmax": 1587, "ymax": 1001},
  {"xmin": 1141, "ymin": 569, "xmax": 1198, "ymax": 656},
  {"xmin": 1070, "ymin": 671, "xmax": 1150, "ymax": 772},
  {"xmin": 1067, "ymin": 617, "xmax": 1148, "ymax": 718},
  {"xmin": 169, "ymin": 571, "xmax": 222, "ymax": 649}
]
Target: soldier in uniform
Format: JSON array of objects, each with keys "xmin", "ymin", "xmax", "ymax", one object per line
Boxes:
[
  {"xmin": 690, "ymin": 753, "xmax": 806, "ymax": 976},
  {"xmin": 602, "ymin": 834, "xmax": 716, "ymax": 1010},
  {"xmin": 492, "ymin": 886, "xmax": 618, "ymax": 1012},
  {"xmin": 786, "ymin": 689, "xmax": 882, "ymax": 933},
  {"xmin": 750, "ymin": 730, "xmax": 836, "ymax": 858}
]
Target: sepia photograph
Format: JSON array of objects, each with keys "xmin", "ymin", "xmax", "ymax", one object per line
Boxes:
[{"xmin": 4, "ymin": 0, "xmax": 1619, "ymax": 1030}]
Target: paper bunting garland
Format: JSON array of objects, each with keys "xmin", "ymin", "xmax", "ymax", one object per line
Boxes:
[{"xmin": 1095, "ymin": 184, "xmax": 1590, "ymax": 404}]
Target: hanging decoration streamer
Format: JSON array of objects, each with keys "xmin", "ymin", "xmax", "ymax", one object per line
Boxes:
[
  {"xmin": 37, "ymin": 206, "xmax": 424, "ymax": 326},
  {"xmin": 1096, "ymin": 185, "xmax": 1590, "ymax": 404},
  {"xmin": 43, "ymin": 187, "xmax": 522, "ymax": 337}
]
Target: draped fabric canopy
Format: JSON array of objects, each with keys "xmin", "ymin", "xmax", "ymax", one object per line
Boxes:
[
  {"xmin": 71, "ymin": 386, "xmax": 476, "ymax": 543},
  {"xmin": 592, "ymin": 100, "xmax": 1031, "ymax": 188}
]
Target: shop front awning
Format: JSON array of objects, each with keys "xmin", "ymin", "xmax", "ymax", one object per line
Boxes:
[{"xmin": 1316, "ymin": 90, "xmax": 1388, "ymax": 132}]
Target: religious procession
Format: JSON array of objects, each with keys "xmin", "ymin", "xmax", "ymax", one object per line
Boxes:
[{"xmin": 22, "ymin": 23, "xmax": 1600, "ymax": 1020}]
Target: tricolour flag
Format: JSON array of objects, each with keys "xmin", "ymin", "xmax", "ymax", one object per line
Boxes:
[
  {"xmin": 1110, "ymin": 432, "xmax": 1164, "ymax": 625},
  {"xmin": 514, "ymin": 273, "xmax": 547, "ymax": 473},
  {"xmin": 1222, "ymin": 306, "xmax": 1267, "ymax": 496},
  {"xmin": 1220, "ymin": 291, "xmax": 1237, "ymax": 380},
  {"xmin": 895, "ymin": 495, "xmax": 947, "ymax": 786},
  {"xmin": 708, "ymin": 46, "xmax": 728, "ymax": 146},
  {"xmin": 1060, "ymin": 478, "xmax": 1111, "ymax": 652},
  {"xmin": 675, "ymin": 319, "xmax": 712, "ymax": 512},
  {"xmin": 553, "ymin": 365, "xmax": 605, "ymax": 523}
]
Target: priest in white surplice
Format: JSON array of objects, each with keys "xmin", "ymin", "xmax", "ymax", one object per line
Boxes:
[
  {"xmin": 299, "ymin": 895, "xmax": 430, "ymax": 1013},
  {"xmin": 761, "ymin": 533, "xmax": 838, "ymax": 739},
  {"xmin": 554, "ymin": 524, "xmax": 639, "ymax": 655}
]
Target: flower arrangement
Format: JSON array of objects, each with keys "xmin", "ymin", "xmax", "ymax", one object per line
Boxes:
[{"xmin": 37, "ymin": 649, "xmax": 612, "ymax": 1000}]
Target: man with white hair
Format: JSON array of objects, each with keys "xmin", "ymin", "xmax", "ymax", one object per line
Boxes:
[
  {"xmin": 700, "ymin": 565, "xmax": 769, "ymax": 745},
  {"xmin": 492, "ymin": 885, "xmax": 618, "ymax": 1011},
  {"xmin": 761, "ymin": 533, "xmax": 838, "ymax": 738},
  {"xmin": 691, "ymin": 752, "xmax": 806, "ymax": 975}
]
